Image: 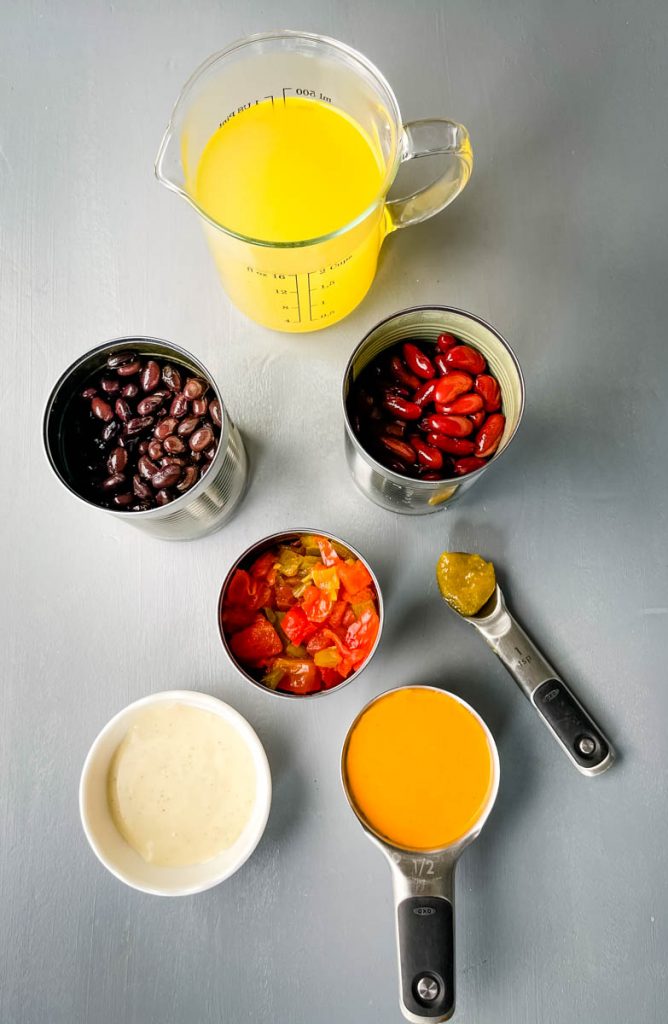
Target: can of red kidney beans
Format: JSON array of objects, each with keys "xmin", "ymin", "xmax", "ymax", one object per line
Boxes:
[
  {"xmin": 43, "ymin": 336, "xmax": 248, "ymax": 540},
  {"xmin": 341, "ymin": 306, "xmax": 525, "ymax": 514}
]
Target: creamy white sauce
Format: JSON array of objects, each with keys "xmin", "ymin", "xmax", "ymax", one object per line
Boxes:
[{"xmin": 108, "ymin": 704, "xmax": 257, "ymax": 867}]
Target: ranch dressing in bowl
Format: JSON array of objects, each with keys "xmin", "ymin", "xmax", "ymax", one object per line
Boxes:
[{"xmin": 107, "ymin": 703, "xmax": 256, "ymax": 867}]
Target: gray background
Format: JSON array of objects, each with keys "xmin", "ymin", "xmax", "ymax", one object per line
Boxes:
[{"xmin": 1, "ymin": 0, "xmax": 667, "ymax": 1021}]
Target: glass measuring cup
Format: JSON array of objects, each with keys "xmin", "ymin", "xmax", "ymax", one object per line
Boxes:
[
  {"xmin": 341, "ymin": 686, "xmax": 500, "ymax": 1022},
  {"xmin": 155, "ymin": 31, "xmax": 473, "ymax": 333}
]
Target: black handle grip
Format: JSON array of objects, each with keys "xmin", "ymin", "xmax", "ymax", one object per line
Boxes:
[
  {"xmin": 533, "ymin": 679, "xmax": 611, "ymax": 771},
  {"xmin": 397, "ymin": 897, "xmax": 454, "ymax": 1020}
]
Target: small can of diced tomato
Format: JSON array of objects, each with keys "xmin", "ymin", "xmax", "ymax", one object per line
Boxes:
[{"xmin": 218, "ymin": 530, "xmax": 384, "ymax": 699}]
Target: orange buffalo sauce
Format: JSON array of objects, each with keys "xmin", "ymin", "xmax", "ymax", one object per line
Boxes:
[{"xmin": 343, "ymin": 688, "xmax": 494, "ymax": 851}]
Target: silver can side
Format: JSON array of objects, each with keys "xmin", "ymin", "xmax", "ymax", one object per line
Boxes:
[
  {"xmin": 342, "ymin": 306, "xmax": 525, "ymax": 514},
  {"xmin": 43, "ymin": 336, "xmax": 248, "ymax": 540}
]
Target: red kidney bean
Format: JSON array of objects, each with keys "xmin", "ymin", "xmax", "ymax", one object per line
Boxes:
[
  {"xmin": 444, "ymin": 345, "xmax": 487, "ymax": 375},
  {"xmin": 438, "ymin": 393, "xmax": 484, "ymax": 415},
  {"xmin": 170, "ymin": 393, "xmax": 189, "ymax": 418},
  {"xmin": 204, "ymin": 447, "xmax": 216, "ymax": 461},
  {"xmin": 475, "ymin": 413, "xmax": 505, "ymax": 457},
  {"xmin": 385, "ymin": 420, "xmax": 407, "ymax": 438},
  {"xmin": 106, "ymin": 350, "xmax": 137, "ymax": 369},
  {"xmin": 177, "ymin": 465, "xmax": 199, "ymax": 491},
  {"xmin": 147, "ymin": 440, "xmax": 163, "ymax": 461},
  {"xmin": 140, "ymin": 360, "xmax": 160, "ymax": 392},
  {"xmin": 126, "ymin": 416, "xmax": 154, "ymax": 436},
  {"xmin": 113, "ymin": 492, "xmax": 134, "ymax": 507},
  {"xmin": 402, "ymin": 342, "xmax": 435, "ymax": 380},
  {"xmin": 151, "ymin": 464, "xmax": 181, "ymax": 489},
  {"xmin": 433, "ymin": 372, "xmax": 473, "ymax": 406},
  {"xmin": 177, "ymin": 415, "xmax": 199, "ymax": 437},
  {"xmin": 389, "ymin": 356, "xmax": 421, "ymax": 391},
  {"xmin": 413, "ymin": 379, "xmax": 437, "ymax": 408},
  {"xmin": 160, "ymin": 456, "xmax": 185, "ymax": 467},
  {"xmin": 162, "ymin": 364, "xmax": 182, "ymax": 391},
  {"xmin": 91, "ymin": 397, "xmax": 114, "ymax": 422},
  {"xmin": 453, "ymin": 457, "xmax": 487, "ymax": 476},
  {"xmin": 426, "ymin": 432, "xmax": 476, "ymax": 455},
  {"xmin": 474, "ymin": 373, "xmax": 502, "ymax": 412},
  {"xmin": 409, "ymin": 436, "xmax": 443, "ymax": 470},
  {"xmin": 107, "ymin": 447, "xmax": 127, "ymax": 475},
  {"xmin": 434, "ymin": 353, "xmax": 449, "ymax": 375},
  {"xmin": 133, "ymin": 474, "xmax": 153, "ymax": 500},
  {"xmin": 382, "ymin": 394, "xmax": 422, "ymax": 421},
  {"xmin": 470, "ymin": 410, "xmax": 486, "ymax": 429},
  {"xmin": 436, "ymin": 332, "xmax": 457, "ymax": 352},
  {"xmin": 154, "ymin": 416, "xmax": 178, "ymax": 440},
  {"xmin": 190, "ymin": 425, "xmax": 214, "ymax": 452},
  {"xmin": 191, "ymin": 397, "xmax": 208, "ymax": 417},
  {"xmin": 151, "ymin": 389, "xmax": 171, "ymax": 401},
  {"xmin": 101, "ymin": 474, "xmax": 125, "ymax": 491},
  {"xmin": 184, "ymin": 377, "xmax": 207, "ymax": 400},
  {"xmin": 137, "ymin": 395, "xmax": 163, "ymax": 415},
  {"xmin": 117, "ymin": 360, "xmax": 141, "ymax": 377},
  {"xmin": 420, "ymin": 471, "xmax": 443, "ymax": 481},
  {"xmin": 138, "ymin": 455, "xmax": 158, "ymax": 480},
  {"xmin": 138, "ymin": 440, "xmax": 149, "ymax": 454},
  {"xmin": 379, "ymin": 435, "xmax": 416, "ymax": 463},
  {"xmin": 155, "ymin": 489, "xmax": 172, "ymax": 506},
  {"xmin": 121, "ymin": 382, "xmax": 139, "ymax": 399},
  {"xmin": 210, "ymin": 399, "xmax": 222, "ymax": 427},
  {"xmin": 424, "ymin": 414, "xmax": 474, "ymax": 437},
  {"xmin": 163, "ymin": 435, "xmax": 186, "ymax": 454},
  {"xmin": 114, "ymin": 398, "xmax": 132, "ymax": 422},
  {"xmin": 100, "ymin": 378, "xmax": 120, "ymax": 394}
]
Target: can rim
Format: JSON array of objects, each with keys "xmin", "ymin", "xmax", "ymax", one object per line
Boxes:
[
  {"xmin": 42, "ymin": 335, "xmax": 230, "ymax": 519},
  {"xmin": 217, "ymin": 528, "xmax": 384, "ymax": 700},
  {"xmin": 341, "ymin": 304, "xmax": 526, "ymax": 486}
]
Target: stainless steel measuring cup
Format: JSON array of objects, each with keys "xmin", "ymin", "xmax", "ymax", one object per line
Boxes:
[
  {"xmin": 444, "ymin": 584, "xmax": 614, "ymax": 776},
  {"xmin": 43, "ymin": 337, "xmax": 248, "ymax": 540},
  {"xmin": 155, "ymin": 31, "xmax": 472, "ymax": 332},
  {"xmin": 341, "ymin": 686, "xmax": 500, "ymax": 1022}
]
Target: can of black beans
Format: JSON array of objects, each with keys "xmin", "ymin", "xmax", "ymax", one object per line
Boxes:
[
  {"xmin": 342, "ymin": 306, "xmax": 525, "ymax": 514},
  {"xmin": 43, "ymin": 337, "xmax": 248, "ymax": 540}
]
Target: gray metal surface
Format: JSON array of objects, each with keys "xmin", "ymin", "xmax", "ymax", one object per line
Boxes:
[{"xmin": 1, "ymin": 1, "xmax": 666, "ymax": 1022}]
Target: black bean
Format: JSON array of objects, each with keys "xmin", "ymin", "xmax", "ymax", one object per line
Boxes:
[
  {"xmin": 106, "ymin": 350, "xmax": 137, "ymax": 369},
  {"xmin": 151, "ymin": 465, "xmax": 181, "ymax": 489}
]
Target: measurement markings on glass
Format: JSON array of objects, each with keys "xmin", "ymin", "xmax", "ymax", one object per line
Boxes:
[
  {"xmin": 220, "ymin": 90, "xmax": 331, "ymax": 127},
  {"xmin": 307, "ymin": 270, "xmax": 338, "ymax": 321},
  {"xmin": 272, "ymin": 272, "xmax": 302, "ymax": 324}
]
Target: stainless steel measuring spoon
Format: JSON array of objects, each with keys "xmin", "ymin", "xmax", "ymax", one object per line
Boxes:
[
  {"xmin": 342, "ymin": 686, "xmax": 500, "ymax": 1023},
  {"xmin": 445, "ymin": 583, "xmax": 614, "ymax": 776}
]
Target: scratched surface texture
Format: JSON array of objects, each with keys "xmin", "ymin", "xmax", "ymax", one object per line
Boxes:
[{"xmin": 1, "ymin": 0, "xmax": 667, "ymax": 1021}]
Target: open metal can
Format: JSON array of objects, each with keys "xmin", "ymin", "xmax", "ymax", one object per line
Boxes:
[
  {"xmin": 43, "ymin": 336, "xmax": 248, "ymax": 540},
  {"xmin": 342, "ymin": 306, "xmax": 525, "ymax": 514},
  {"xmin": 218, "ymin": 529, "xmax": 384, "ymax": 699}
]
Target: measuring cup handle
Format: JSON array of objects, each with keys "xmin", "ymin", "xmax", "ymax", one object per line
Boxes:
[
  {"xmin": 396, "ymin": 896, "xmax": 455, "ymax": 1021},
  {"xmin": 385, "ymin": 119, "xmax": 473, "ymax": 231}
]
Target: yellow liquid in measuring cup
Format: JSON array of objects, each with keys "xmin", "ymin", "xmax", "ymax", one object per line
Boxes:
[{"xmin": 193, "ymin": 98, "xmax": 388, "ymax": 331}]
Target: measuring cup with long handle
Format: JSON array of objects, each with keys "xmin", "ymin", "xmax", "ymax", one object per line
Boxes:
[
  {"xmin": 155, "ymin": 31, "xmax": 472, "ymax": 332},
  {"xmin": 342, "ymin": 687, "xmax": 500, "ymax": 1022},
  {"xmin": 463, "ymin": 586, "xmax": 614, "ymax": 776}
]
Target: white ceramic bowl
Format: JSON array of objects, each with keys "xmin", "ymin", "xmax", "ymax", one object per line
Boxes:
[{"xmin": 79, "ymin": 690, "xmax": 272, "ymax": 896}]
